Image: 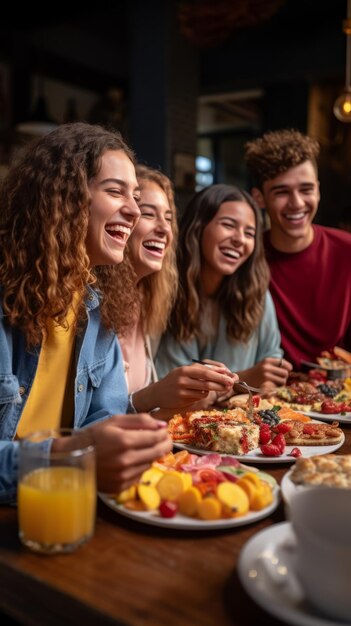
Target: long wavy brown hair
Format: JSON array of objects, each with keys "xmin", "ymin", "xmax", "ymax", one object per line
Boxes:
[
  {"xmin": 168, "ymin": 184, "xmax": 269, "ymax": 343},
  {"xmin": 0, "ymin": 122, "xmax": 138, "ymax": 345},
  {"xmin": 117, "ymin": 164, "xmax": 178, "ymax": 337}
]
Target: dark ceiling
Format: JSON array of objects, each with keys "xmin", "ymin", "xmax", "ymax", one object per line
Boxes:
[
  {"xmin": 0, "ymin": 1, "xmax": 348, "ymax": 228},
  {"xmin": 0, "ymin": 0, "xmax": 346, "ymax": 94}
]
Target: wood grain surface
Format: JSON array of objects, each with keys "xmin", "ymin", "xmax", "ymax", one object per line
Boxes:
[{"xmin": 1, "ymin": 427, "xmax": 350, "ymax": 626}]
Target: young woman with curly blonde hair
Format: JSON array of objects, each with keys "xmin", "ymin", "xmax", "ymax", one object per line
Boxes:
[
  {"xmin": 155, "ymin": 184, "xmax": 292, "ymax": 391},
  {"xmin": 117, "ymin": 166, "xmax": 236, "ymax": 419},
  {"xmin": 0, "ymin": 123, "xmax": 171, "ymax": 503}
]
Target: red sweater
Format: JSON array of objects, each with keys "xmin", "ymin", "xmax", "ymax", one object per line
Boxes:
[{"xmin": 264, "ymin": 225, "xmax": 351, "ymax": 370}]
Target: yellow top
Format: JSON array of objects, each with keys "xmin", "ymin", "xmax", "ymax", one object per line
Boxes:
[{"xmin": 16, "ymin": 307, "xmax": 77, "ymax": 438}]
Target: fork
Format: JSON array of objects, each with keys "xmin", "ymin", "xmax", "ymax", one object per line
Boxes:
[
  {"xmin": 234, "ymin": 380, "xmax": 255, "ymax": 421},
  {"xmin": 191, "ymin": 360, "xmax": 261, "ymax": 393},
  {"xmin": 235, "ymin": 380, "xmax": 262, "ymax": 394},
  {"xmin": 191, "ymin": 359, "xmax": 259, "ymax": 421}
]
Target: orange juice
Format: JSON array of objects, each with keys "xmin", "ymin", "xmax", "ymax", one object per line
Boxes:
[{"xmin": 18, "ymin": 466, "xmax": 96, "ymax": 547}]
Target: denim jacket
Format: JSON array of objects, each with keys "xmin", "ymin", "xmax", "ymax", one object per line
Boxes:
[{"xmin": 0, "ymin": 286, "xmax": 128, "ymax": 503}]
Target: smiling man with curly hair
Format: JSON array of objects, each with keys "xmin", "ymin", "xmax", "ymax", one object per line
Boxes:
[{"xmin": 245, "ymin": 128, "xmax": 351, "ymax": 369}]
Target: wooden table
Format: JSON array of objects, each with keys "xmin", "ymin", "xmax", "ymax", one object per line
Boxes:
[{"xmin": 1, "ymin": 425, "xmax": 350, "ymax": 626}]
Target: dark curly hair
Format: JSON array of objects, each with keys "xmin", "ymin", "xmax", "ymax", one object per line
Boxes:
[
  {"xmin": 245, "ymin": 129, "xmax": 320, "ymax": 189},
  {"xmin": 0, "ymin": 122, "xmax": 138, "ymax": 345},
  {"xmin": 168, "ymin": 184, "xmax": 269, "ymax": 343}
]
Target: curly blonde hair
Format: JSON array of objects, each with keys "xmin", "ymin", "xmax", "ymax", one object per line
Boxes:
[
  {"xmin": 117, "ymin": 164, "xmax": 179, "ymax": 337},
  {"xmin": 245, "ymin": 129, "xmax": 320, "ymax": 189},
  {"xmin": 0, "ymin": 122, "xmax": 138, "ymax": 345},
  {"xmin": 169, "ymin": 184, "xmax": 269, "ymax": 343}
]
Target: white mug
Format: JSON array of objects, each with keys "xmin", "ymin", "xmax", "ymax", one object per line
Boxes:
[{"xmin": 289, "ymin": 487, "xmax": 351, "ymax": 621}]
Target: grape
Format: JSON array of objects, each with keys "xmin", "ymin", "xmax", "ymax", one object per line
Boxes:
[
  {"xmin": 159, "ymin": 500, "xmax": 178, "ymax": 518},
  {"xmin": 258, "ymin": 409, "xmax": 280, "ymax": 426},
  {"xmin": 317, "ymin": 384, "xmax": 338, "ymax": 398}
]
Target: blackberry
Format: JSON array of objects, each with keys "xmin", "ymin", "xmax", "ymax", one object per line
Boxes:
[
  {"xmin": 317, "ymin": 384, "xmax": 338, "ymax": 398},
  {"xmin": 258, "ymin": 409, "xmax": 280, "ymax": 426}
]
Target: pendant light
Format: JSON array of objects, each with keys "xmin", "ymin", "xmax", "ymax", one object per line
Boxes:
[{"xmin": 333, "ymin": 0, "xmax": 351, "ymax": 122}]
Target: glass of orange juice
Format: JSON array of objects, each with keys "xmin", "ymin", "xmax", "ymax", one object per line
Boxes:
[{"xmin": 18, "ymin": 428, "xmax": 96, "ymax": 554}]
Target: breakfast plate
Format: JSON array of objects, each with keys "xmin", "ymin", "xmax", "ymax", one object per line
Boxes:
[
  {"xmin": 99, "ymin": 485, "xmax": 280, "ymax": 531},
  {"xmin": 173, "ymin": 433, "xmax": 345, "ymax": 464},
  {"xmin": 302, "ymin": 410, "xmax": 351, "ymax": 424},
  {"xmin": 238, "ymin": 521, "xmax": 350, "ymax": 626}
]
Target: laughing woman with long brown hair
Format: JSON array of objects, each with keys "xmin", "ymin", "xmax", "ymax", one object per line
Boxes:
[
  {"xmin": 117, "ymin": 166, "xmax": 236, "ymax": 418},
  {"xmin": 155, "ymin": 184, "xmax": 292, "ymax": 391}
]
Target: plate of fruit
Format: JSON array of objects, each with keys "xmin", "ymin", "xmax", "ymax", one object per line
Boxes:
[{"xmin": 99, "ymin": 451, "xmax": 280, "ymax": 530}]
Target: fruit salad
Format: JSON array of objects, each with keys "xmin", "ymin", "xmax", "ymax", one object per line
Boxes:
[{"xmin": 114, "ymin": 450, "xmax": 276, "ymax": 521}]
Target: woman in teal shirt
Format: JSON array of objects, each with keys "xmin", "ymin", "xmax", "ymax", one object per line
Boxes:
[{"xmin": 155, "ymin": 184, "xmax": 292, "ymax": 393}]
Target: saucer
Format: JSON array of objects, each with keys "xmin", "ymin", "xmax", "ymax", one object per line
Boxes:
[{"xmin": 238, "ymin": 521, "xmax": 351, "ymax": 626}]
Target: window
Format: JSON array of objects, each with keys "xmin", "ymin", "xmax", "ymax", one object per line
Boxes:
[{"xmin": 196, "ymin": 138, "xmax": 214, "ymax": 191}]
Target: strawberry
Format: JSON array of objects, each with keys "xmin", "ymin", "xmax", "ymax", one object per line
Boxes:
[
  {"xmin": 241, "ymin": 432, "xmax": 250, "ymax": 454},
  {"xmin": 260, "ymin": 443, "xmax": 282, "ymax": 457},
  {"xmin": 274, "ymin": 422, "xmax": 293, "ymax": 434},
  {"xmin": 290, "ymin": 447, "xmax": 302, "ymax": 458},
  {"xmin": 259, "ymin": 425, "xmax": 271, "ymax": 444},
  {"xmin": 252, "ymin": 395, "xmax": 261, "ymax": 407},
  {"xmin": 271, "ymin": 433, "xmax": 286, "ymax": 453}
]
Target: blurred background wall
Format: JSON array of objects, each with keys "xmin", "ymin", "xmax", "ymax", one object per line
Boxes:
[{"xmin": 0, "ymin": 0, "xmax": 349, "ymax": 226}]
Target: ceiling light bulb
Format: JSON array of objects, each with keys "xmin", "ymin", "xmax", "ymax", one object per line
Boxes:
[
  {"xmin": 334, "ymin": 3, "xmax": 351, "ymax": 123},
  {"xmin": 333, "ymin": 91, "xmax": 351, "ymax": 122}
]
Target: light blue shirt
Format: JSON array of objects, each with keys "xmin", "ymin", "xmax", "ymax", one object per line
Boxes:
[
  {"xmin": 0, "ymin": 286, "xmax": 128, "ymax": 503},
  {"xmin": 155, "ymin": 291, "xmax": 283, "ymax": 376}
]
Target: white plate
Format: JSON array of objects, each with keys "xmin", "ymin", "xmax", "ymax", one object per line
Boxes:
[
  {"xmin": 303, "ymin": 410, "xmax": 351, "ymax": 424},
  {"xmin": 99, "ymin": 485, "xmax": 280, "ymax": 531},
  {"xmin": 280, "ymin": 468, "xmax": 301, "ymax": 504},
  {"xmin": 174, "ymin": 431, "xmax": 345, "ymax": 464},
  {"xmin": 238, "ymin": 521, "xmax": 351, "ymax": 626}
]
